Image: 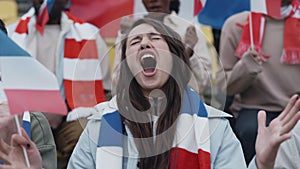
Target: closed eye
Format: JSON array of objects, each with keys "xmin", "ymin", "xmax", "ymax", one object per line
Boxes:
[
  {"xmin": 150, "ymin": 33, "xmax": 162, "ymax": 40},
  {"xmin": 130, "ymin": 39, "xmax": 140, "ymax": 46},
  {"xmin": 129, "ymin": 36, "xmax": 141, "ymax": 46}
]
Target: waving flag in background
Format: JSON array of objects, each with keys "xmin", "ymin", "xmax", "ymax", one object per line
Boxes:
[
  {"xmin": 251, "ymin": 0, "xmax": 281, "ymax": 18},
  {"xmin": 0, "ymin": 31, "xmax": 67, "ymax": 115},
  {"xmin": 198, "ymin": 0, "xmax": 250, "ymax": 29},
  {"xmin": 70, "ymin": 0, "xmax": 204, "ymax": 38},
  {"xmin": 194, "ymin": 0, "xmax": 204, "ymax": 16},
  {"xmin": 36, "ymin": 0, "xmax": 55, "ymax": 34}
]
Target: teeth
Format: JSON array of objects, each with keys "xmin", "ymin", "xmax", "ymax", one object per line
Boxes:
[{"xmin": 141, "ymin": 54, "xmax": 155, "ymax": 61}]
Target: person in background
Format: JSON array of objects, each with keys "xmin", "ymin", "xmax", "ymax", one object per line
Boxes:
[
  {"xmin": 219, "ymin": 0, "xmax": 300, "ymax": 165},
  {"xmin": 7, "ymin": 0, "xmax": 111, "ymax": 168},
  {"xmin": 112, "ymin": 0, "xmax": 213, "ymax": 101}
]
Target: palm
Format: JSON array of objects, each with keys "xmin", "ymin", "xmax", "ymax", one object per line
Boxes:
[
  {"xmin": 3, "ymin": 145, "xmax": 28, "ymax": 168},
  {"xmin": 255, "ymin": 95, "xmax": 300, "ymax": 169}
]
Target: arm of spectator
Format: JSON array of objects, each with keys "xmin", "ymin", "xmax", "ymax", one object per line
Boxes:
[
  {"xmin": 219, "ymin": 12, "xmax": 262, "ymax": 96},
  {"xmin": 226, "ymin": 51, "xmax": 262, "ymax": 95},
  {"xmin": 187, "ymin": 26, "xmax": 212, "ymax": 96},
  {"xmin": 30, "ymin": 113, "xmax": 56, "ymax": 169}
]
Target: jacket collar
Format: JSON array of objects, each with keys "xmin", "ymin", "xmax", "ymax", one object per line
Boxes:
[{"xmin": 89, "ymin": 96, "xmax": 231, "ymax": 120}]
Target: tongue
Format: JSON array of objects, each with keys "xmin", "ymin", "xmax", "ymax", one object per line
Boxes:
[
  {"xmin": 142, "ymin": 57, "xmax": 156, "ymax": 72},
  {"xmin": 144, "ymin": 68, "xmax": 156, "ymax": 73}
]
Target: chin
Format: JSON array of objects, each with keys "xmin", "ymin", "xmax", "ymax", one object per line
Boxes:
[{"xmin": 140, "ymin": 82, "xmax": 162, "ymax": 91}]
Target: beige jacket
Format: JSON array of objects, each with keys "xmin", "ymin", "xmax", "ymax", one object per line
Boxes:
[{"xmin": 219, "ymin": 11, "xmax": 300, "ymax": 112}]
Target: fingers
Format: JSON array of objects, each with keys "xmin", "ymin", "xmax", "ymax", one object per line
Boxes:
[
  {"xmin": 20, "ymin": 128, "xmax": 31, "ymax": 142},
  {"xmin": 120, "ymin": 16, "xmax": 134, "ymax": 33},
  {"xmin": 0, "ymin": 139, "xmax": 10, "ymax": 155},
  {"xmin": 185, "ymin": 26, "xmax": 196, "ymax": 37},
  {"xmin": 187, "ymin": 25, "xmax": 196, "ymax": 32},
  {"xmin": 257, "ymin": 110, "xmax": 267, "ymax": 131},
  {"xmin": 277, "ymin": 95, "xmax": 300, "ymax": 136},
  {"xmin": 247, "ymin": 48, "xmax": 263, "ymax": 64},
  {"xmin": 0, "ymin": 165, "xmax": 14, "ymax": 169},
  {"xmin": 276, "ymin": 133, "xmax": 292, "ymax": 145},
  {"xmin": 10, "ymin": 132, "xmax": 30, "ymax": 148},
  {"xmin": 0, "ymin": 155, "xmax": 11, "ymax": 166},
  {"xmin": 184, "ymin": 26, "xmax": 198, "ymax": 49},
  {"xmin": 282, "ymin": 111, "xmax": 300, "ymax": 134},
  {"xmin": 278, "ymin": 94, "xmax": 299, "ymax": 122},
  {"xmin": 0, "ymin": 139, "xmax": 11, "ymax": 165}
]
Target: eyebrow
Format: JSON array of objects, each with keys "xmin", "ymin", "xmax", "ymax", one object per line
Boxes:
[{"xmin": 149, "ymin": 32, "xmax": 161, "ymax": 36}]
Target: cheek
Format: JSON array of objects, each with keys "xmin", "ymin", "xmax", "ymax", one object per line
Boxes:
[
  {"xmin": 156, "ymin": 45, "xmax": 173, "ymax": 73},
  {"xmin": 125, "ymin": 50, "xmax": 141, "ymax": 76},
  {"xmin": 161, "ymin": 56, "xmax": 173, "ymax": 74}
]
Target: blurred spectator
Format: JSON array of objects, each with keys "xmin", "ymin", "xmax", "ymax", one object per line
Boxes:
[{"xmin": 219, "ymin": 0, "xmax": 300, "ymax": 164}]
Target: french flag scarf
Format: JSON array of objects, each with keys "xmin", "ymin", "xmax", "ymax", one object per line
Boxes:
[
  {"xmin": 96, "ymin": 88, "xmax": 211, "ymax": 169},
  {"xmin": 0, "ymin": 112, "xmax": 31, "ymax": 165},
  {"xmin": 235, "ymin": 0, "xmax": 300, "ymax": 64},
  {"xmin": 11, "ymin": 9, "xmax": 106, "ymax": 110}
]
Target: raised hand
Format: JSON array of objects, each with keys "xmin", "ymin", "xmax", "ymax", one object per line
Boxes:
[
  {"xmin": 184, "ymin": 25, "xmax": 198, "ymax": 50},
  {"xmin": 249, "ymin": 49, "xmax": 263, "ymax": 65},
  {"xmin": 120, "ymin": 16, "xmax": 135, "ymax": 34},
  {"xmin": 0, "ymin": 128, "xmax": 42, "ymax": 169},
  {"xmin": 255, "ymin": 94, "xmax": 300, "ymax": 169}
]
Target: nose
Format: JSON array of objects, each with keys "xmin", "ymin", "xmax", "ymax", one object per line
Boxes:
[{"xmin": 140, "ymin": 36, "xmax": 152, "ymax": 49}]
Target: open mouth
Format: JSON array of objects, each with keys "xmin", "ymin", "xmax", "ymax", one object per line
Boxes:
[
  {"xmin": 149, "ymin": 5, "xmax": 162, "ymax": 12},
  {"xmin": 141, "ymin": 54, "xmax": 157, "ymax": 75}
]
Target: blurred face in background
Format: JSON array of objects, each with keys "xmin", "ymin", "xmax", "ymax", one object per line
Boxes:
[
  {"xmin": 142, "ymin": 0, "xmax": 172, "ymax": 20},
  {"xmin": 142, "ymin": 0, "xmax": 171, "ymax": 13},
  {"xmin": 32, "ymin": 0, "xmax": 69, "ymax": 24}
]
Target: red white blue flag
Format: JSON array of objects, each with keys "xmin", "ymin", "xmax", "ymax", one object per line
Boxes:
[
  {"xmin": 251, "ymin": 0, "xmax": 281, "ymax": 18},
  {"xmin": 70, "ymin": 0, "xmax": 204, "ymax": 38},
  {"xmin": 36, "ymin": 0, "xmax": 55, "ymax": 34},
  {"xmin": 0, "ymin": 31, "xmax": 67, "ymax": 115}
]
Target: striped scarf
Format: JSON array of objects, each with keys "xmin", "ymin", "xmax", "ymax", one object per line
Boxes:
[
  {"xmin": 0, "ymin": 112, "xmax": 31, "ymax": 165},
  {"xmin": 10, "ymin": 9, "xmax": 106, "ymax": 110},
  {"xmin": 96, "ymin": 88, "xmax": 211, "ymax": 169},
  {"xmin": 235, "ymin": 0, "xmax": 300, "ymax": 64}
]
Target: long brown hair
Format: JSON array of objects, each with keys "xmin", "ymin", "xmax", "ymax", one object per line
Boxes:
[{"xmin": 116, "ymin": 18, "xmax": 191, "ymax": 169}]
